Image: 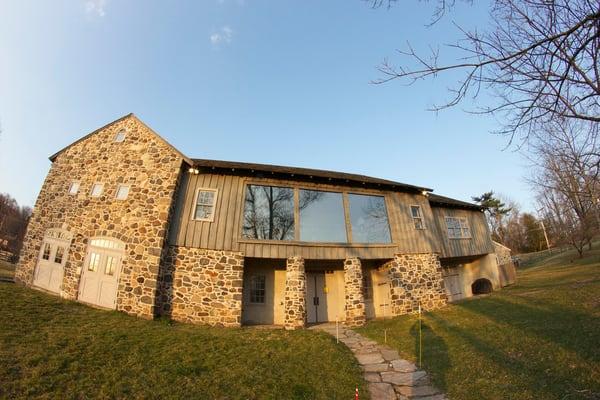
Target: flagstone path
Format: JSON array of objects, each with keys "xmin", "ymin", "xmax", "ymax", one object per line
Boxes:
[{"xmin": 309, "ymin": 323, "xmax": 448, "ymax": 400}]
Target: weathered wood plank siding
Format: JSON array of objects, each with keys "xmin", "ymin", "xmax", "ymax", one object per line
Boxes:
[
  {"xmin": 169, "ymin": 172, "xmax": 493, "ymax": 260},
  {"xmin": 430, "ymin": 206, "xmax": 495, "ymax": 258}
]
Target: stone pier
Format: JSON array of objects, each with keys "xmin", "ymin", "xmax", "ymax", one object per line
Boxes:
[
  {"xmin": 344, "ymin": 257, "xmax": 366, "ymax": 327},
  {"xmin": 284, "ymin": 256, "xmax": 306, "ymax": 330}
]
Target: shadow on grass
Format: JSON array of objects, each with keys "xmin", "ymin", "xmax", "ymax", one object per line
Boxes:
[
  {"xmin": 410, "ymin": 320, "xmax": 450, "ymax": 391},
  {"xmin": 456, "ymin": 297, "xmax": 600, "ymax": 364},
  {"xmin": 425, "ymin": 312, "xmax": 597, "ymax": 400}
]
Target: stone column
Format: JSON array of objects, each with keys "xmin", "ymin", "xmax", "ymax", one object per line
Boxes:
[
  {"xmin": 284, "ymin": 256, "xmax": 306, "ymax": 330},
  {"xmin": 344, "ymin": 257, "xmax": 366, "ymax": 327},
  {"xmin": 382, "ymin": 253, "xmax": 447, "ymax": 316}
]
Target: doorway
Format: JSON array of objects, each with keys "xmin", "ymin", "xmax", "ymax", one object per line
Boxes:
[
  {"xmin": 33, "ymin": 229, "xmax": 73, "ymax": 294},
  {"xmin": 306, "ymin": 272, "xmax": 328, "ymax": 323},
  {"xmin": 78, "ymin": 237, "xmax": 125, "ymax": 309}
]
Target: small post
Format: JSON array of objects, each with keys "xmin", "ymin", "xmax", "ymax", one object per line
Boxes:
[
  {"xmin": 384, "ymin": 328, "xmax": 387, "ymax": 344},
  {"xmin": 336, "ymin": 315, "xmax": 339, "ymax": 344},
  {"xmin": 355, "ymin": 386, "xmax": 359, "ymax": 400},
  {"xmin": 418, "ymin": 302, "xmax": 422, "ymax": 368}
]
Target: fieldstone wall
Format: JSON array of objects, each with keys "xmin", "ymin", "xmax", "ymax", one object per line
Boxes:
[
  {"xmin": 344, "ymin": 257, "xmax": 366, "ymax": 327},
  {"xmin": 157, "ymin": 246, "xmax": 244, "ymax": 327},
  {"xmin": 493, "ymin": 241, "xmax": 512, "ymax": 265},
  {"xmin": 15, "ymin": 114, "xmax": 184, "ymax": 318},
  {"xmin": 284, "ymin": 256, "xmax": 306, "ymax": 330},
  {"xmin": 381, "ymin": 253, "xmax": 447, "ymax": 315}
]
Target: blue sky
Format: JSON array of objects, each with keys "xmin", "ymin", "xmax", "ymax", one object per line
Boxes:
[{"xmin": 0, "ymin": 0, "xmax": 533, "ymax": 210}]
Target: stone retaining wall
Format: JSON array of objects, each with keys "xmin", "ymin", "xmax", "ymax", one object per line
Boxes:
[
  {"xmin": 381, "ymin": 253, "xmax": 447, "ymax": 315},
  {"xmin": 157, "ymin": 246, "xmax": 244, "ymax": 327}
]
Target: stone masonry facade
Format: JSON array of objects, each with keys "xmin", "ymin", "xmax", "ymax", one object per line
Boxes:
[
  {"xmin": 284, "ymin": 256, "xmax": 307, "ymax": 330},
  {"xmin": 381, "ymin": 253, "xmax": 448, "ymax": 315},
  {"xmin": 157, "ymin": 246, "xmax": 244, "ymax": 327},
  {"xmin": 15, "ymin": 115, "xmax": 184, "ymax": 318},
  {"xmin": 344, "ymin": 257, "xmax": 366, "ymax": 327}
]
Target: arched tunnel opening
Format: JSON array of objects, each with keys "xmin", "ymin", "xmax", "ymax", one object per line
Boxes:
[{"xmin": 471, "ymin": 278, "xmax": 493, "ymax": 295}]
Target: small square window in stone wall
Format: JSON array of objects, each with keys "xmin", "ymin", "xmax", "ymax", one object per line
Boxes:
[
  {"xmin": 114, "ymin": 130, "xmax": 126, "ymax": 142},
  {"xmin": 90, "ymin": 183, "xmax": 104, "ymax": 198},
  {"xmin": 69, "ymin": 182, "xmax": 80, "ymax": 195},
  {"xmin": 115, "ymin": 185, "xmax": 130, "ymax": 200}
]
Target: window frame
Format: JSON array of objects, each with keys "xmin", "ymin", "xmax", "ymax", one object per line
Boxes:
[
  {"xmin": 249, "ymin": 274, "xmax": 266, "ymax": 304},
  {"xmin": 68, "ymin": 182, "xmax": 80, "ymax": 196},
  {"xmin": 347, "ymin": 192, "xmax": 393, "ymax": 244},
  {"xmin": 114, "ymin": 129, "xmax": 126, "ymax": 143},
  {"xmin": 192, "ymin": 188, "xmax": 219, "ymax": 222},
  {"xmin": 298, "ymin": 188, "xmax": 348, "ymax": 243},
  {"xmin": 445, "ymin": 216, "xmax": 472, "ymax": 239},
  {"xmin": 410, "ymin": 205, "xmax": 426, "ymax": 230},
  {"xmin": 90, "ymin": 183, "xmax": 104, "ymax": 198},
  {"xmin": 238, "ymin": 179, "xmax": 396, "ymax": 245},
  {"xmin": 115, "ymin": 184, "xmax": 130, "ymax": 201}
]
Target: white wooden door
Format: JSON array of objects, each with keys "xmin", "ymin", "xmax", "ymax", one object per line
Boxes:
[
  {"xmin": 306, "ymin": 273, "xmax": 328, "ymax": 323},
  {"xmin": 33, "ymin": 231, "xmax": 71, "ymax": 294},
  {"xmin": 79, "ymin": 239, "xmax": 124, "ymax": 309}
]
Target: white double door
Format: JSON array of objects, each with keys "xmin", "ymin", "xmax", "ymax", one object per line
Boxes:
[
  {"xmin": 33, "ymin": 238, "xmax": 69, "ymax": 294},
  {"xmin": 78, "ymin": 244, "xmax": 123, "ymax": 309}
]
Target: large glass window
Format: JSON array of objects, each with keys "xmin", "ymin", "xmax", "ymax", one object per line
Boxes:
[
  {"xmin": 299, "ymin": 190, "xmax": 347, "ymax": 242},
  {"xmin": 242, "ymin": 185, "xmax": 295, "ymax": 240},
  {"xmin": 348, "ymin": 194, "xmax": 392, "ymax": 243}
]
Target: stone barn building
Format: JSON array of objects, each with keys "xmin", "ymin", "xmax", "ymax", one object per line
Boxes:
[{"xmin": 16, "ymin": 114, "xmax": 514, "ymax": 328}]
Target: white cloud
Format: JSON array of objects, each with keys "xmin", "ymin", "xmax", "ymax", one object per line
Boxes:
[
  {"xmin": 85, "ymin": 0, "xmax": 108, "ymax": 17},
  {"xmin": 210, "ymin": 26, "xmax": 234, "ymax": 45}
]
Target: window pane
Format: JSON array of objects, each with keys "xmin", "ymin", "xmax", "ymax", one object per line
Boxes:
[
  {"xmin": 414, "ymin": 218, "xmax": 424, "ymax": 230},
  {"xmin": 194, "ymin": 190, "xmax": 216, "ymax": 220},
  {"xmin": 114, "ymin": 130, "xmax": 126, "ymax": 142},
  {"xmin": 348, "ymin": 194, "xmax": 391, "ymax": 243},
  {"xmin": 411, "ymin": 206, "xmax": 420, "ymax": 218},
  {"xmin": 42, "ymin": 243, "xmax": 51, "ymax": 260},
  {"xmin": 197, "ymin": 190, "xmax": 215, "ymax": 205},
  {"xmin": 116, "ymin": 185, "xmax": 129, "ymax": 200},
  {"xmin": 105, "ymin": 256, "xmax": 117, "ymax": 276},
  {"xmin": 250, "ymin": 275, "xmax": 266, "ymax": 303},
  {"xmin": 242, "ymin": 185, "xmax": 294, "ymax": 240},
  {"xmin": 299, "ymin": 190, "xmax": 347, "ymax": 242},
  {"xmin": 69, "ymin": 182, "xmax": 80, "ymax": 195},
  {"xmin": 88, "ymin": 253, "xmax": 100, "ymax": 272},
  {"xmin": 194, "ymin": 204, "xmax": 213, "ymax": 220},
  {"xmin": 91, "ymin": 184, "xmax": 103, "ymax": 197},
  {"xmin": 54, "ymin": 246, "xmax": 64, "ymax": 264}
]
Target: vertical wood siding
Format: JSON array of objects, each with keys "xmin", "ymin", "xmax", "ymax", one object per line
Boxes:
[
  {"xmin": 169, "ymin": 172, "xmax": 493, "ymax": 260},
  {"xmin": 430, "ymin": 206, "xmax": 495, "ymax": 258}
]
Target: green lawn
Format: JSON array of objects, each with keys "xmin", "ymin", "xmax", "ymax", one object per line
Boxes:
[
  {"xmin": 0, "ymin": 283, "xmax": 367, "ymax": 400},
  {"xmin": 357, "ymin": 246, "xmax": 600, "ymax": 400},
  {"xmin": 0, "ymin": 260, "xmax": 16, "ymax": 280}
]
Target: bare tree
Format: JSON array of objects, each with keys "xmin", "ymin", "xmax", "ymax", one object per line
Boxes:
[
  {"xmin": 371, "ymin": 0, "xmax": 600, "ymax": 144},
  {"xmin": 529, "ymin": 120, "xmax": 599, "ymax": 256}
]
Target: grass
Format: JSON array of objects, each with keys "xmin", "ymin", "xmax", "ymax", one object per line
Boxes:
[
  {"xmin": 0, "ymin": 282, "xmax": 367, "ymax": 400},
  {"xmin": 357, "ymin": 246, "xmax": 600, "ymax": 400},
  {"xmin": 0, "ymin": 260, "xmax": 16, "ymax": 280}
]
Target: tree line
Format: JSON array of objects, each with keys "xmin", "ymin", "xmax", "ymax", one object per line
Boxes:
[{"xmin": 0, "ymin": 193, "xmax": 32, "ymax": 260}]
